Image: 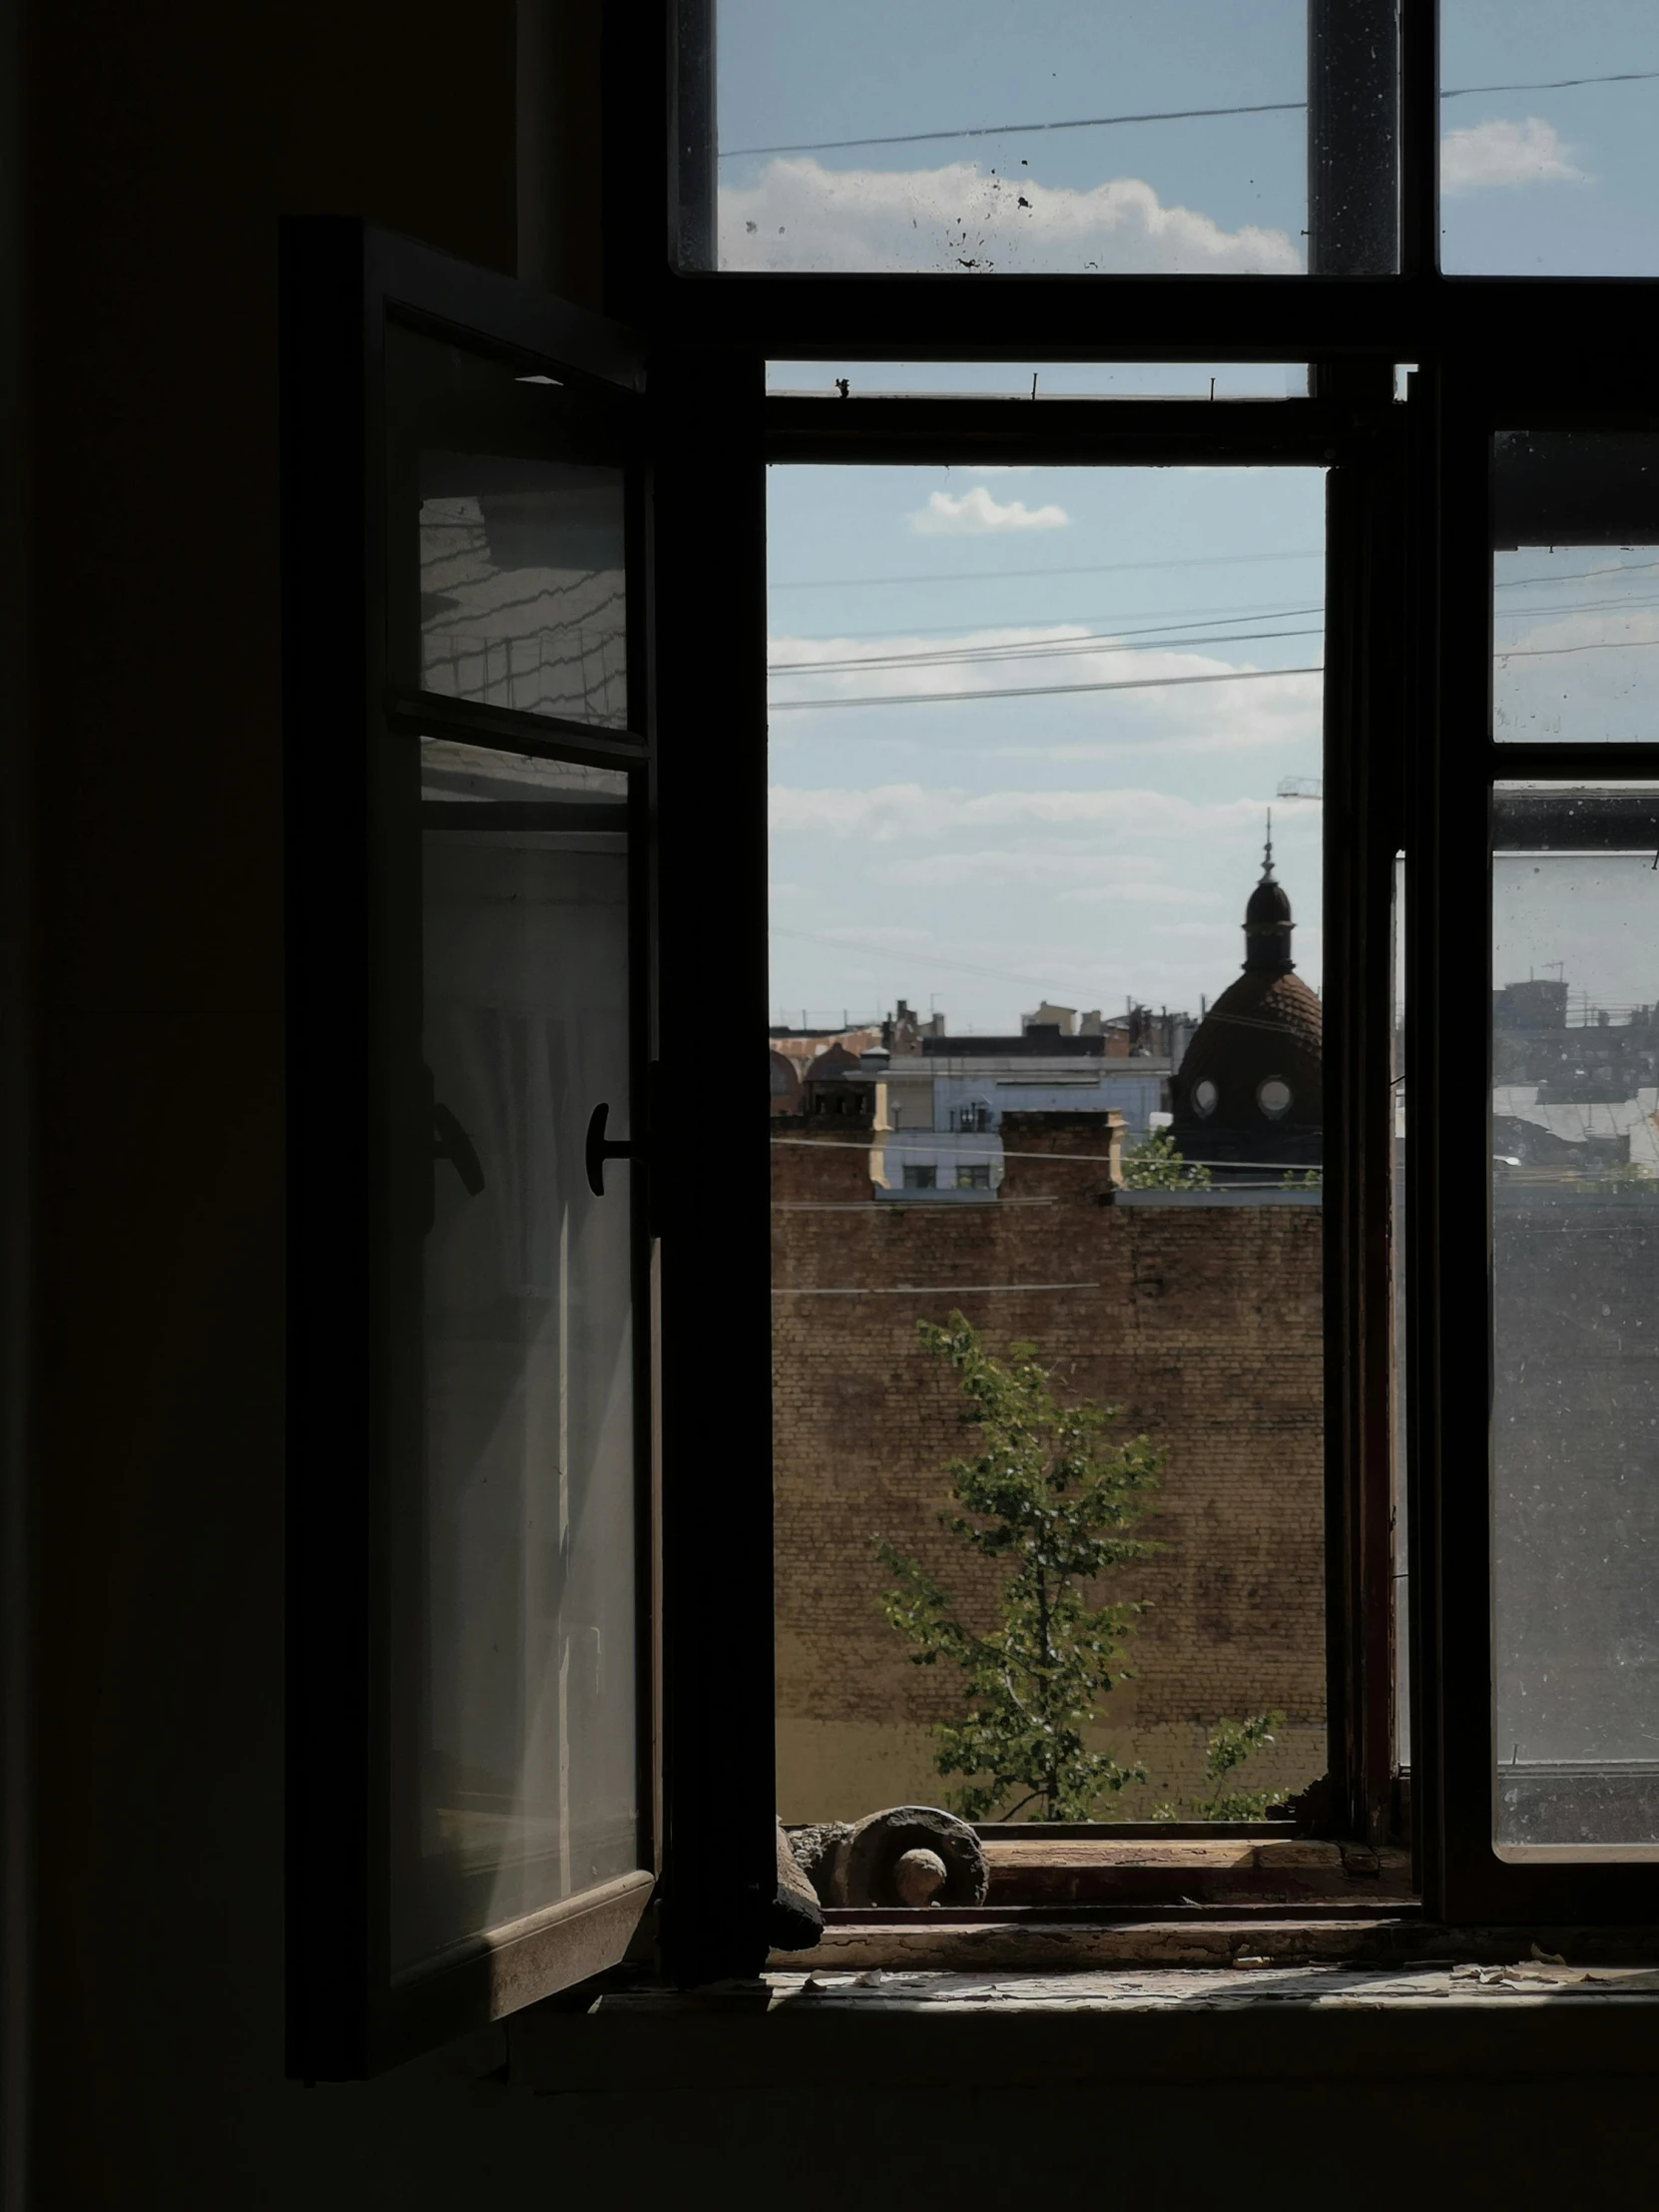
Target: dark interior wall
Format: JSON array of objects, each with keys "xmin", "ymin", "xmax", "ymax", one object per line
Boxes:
[
  {"xmin": 21, "ymin": 3, "xmax": 529, "ymax": 2201},
  {"xmin": 12, "ymin": 2, "xmax": 1656, "ymax": 2202}
]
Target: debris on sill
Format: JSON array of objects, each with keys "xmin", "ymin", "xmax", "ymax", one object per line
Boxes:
[
  {"xmin": 755, "ymin": 1961, "xmax": 1659, "ymax": 2011},
  {"xmin": 771, "ymin": 1915, "xmax": 1659, "ymax": 1978}
]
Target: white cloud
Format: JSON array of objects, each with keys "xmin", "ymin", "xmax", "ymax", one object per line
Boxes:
[
  {"xmin": 909, "ymin": 486, "xmax": 1069, "ymax": 536},
  {"xmin": 1441, "ymin": 118, "xmax": 1586, "ymax": 196},
  {"xmin": 721, "ymin": 157, "xmax": 1302, "ymax": 276},
  {"xmin": 1061, "ymin": 881, "xmax": 1224, "ymax": 907},
  {"xmin": 768, "ymin": 783, "xmax": 1304, "ymax": 846},
  {"xmin": 873, "ymin": 845, "xmax": 1171, "ymax": 889}
]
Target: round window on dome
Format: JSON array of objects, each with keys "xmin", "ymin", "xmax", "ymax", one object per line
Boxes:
[
  {"xmin": 1259, "ymin": 1077, "xmax": 1292, "ymax": 1120},
  {"xmin": 1192, "ymin": 1078, "xmax": 1218, "ymax": 1118}
]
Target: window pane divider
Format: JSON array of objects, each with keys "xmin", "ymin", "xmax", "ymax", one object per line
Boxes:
[{"xmin": 385, "ymin": 688, "xmax": 650, "ymax": 764}]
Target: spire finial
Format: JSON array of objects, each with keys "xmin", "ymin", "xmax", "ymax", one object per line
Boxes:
[{"xmin": 1263, "ymin": 808, "xmax": 1275, "ymax": 878}]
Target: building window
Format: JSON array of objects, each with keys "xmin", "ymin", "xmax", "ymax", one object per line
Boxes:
[
  {"xmin": 955, "ymin": 1164, "xmax": 992, "ymax": 1191},
  {"xmin": 1192, "ymin": 1078, "xmax": 1219, "ymax": 1118},
  {"xmin": 902, "ymin": 1164, "xmax": 937, "ymax": 1190},
  {"xmin": 1259, "ymin": 1077, "xmax": 1293, "ymax": 1120}
]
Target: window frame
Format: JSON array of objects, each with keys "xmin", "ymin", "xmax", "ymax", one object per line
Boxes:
[
  {"xmin": 601, "ymin": 0, "xmax": 1659, "ymax": 1954},
  {"xmin": 281, "ymin": 8, "xmax": 1659, "ymax": 2074}
]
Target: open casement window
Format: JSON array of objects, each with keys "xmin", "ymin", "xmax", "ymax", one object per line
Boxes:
[{"xmin": 280, "ymin": 223, "xmax": 765, "ymax": 2078}]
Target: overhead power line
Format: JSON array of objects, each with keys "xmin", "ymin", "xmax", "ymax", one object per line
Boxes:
[
  {"xmin": 723, "ymin": 68, "xmax": 1659, "ymax": 161},
  {"xmin": 770, "ymin": 663, "xmax": 1322, "ymax": 711},
  {"xmin": 771, "ymin": 554, "xmax": 1659, "ymax": 603},
  {"xmin": 772, "ymin": 608, "xmax": 1325, "ymax": 677},
  {"xmin": 773, "ymin": 625, "xmax": 1326, "ymax": 683},
  {"xmin": 725, "ymin": 100, "xmax": 1303, "ymax": 161},
  {"xmin": 772, "ymin": 626, "xmax": 1654, "ymax": 714},
  {"xmin": 780, "ymin": 590, "xmax": 1659, "ymax": 683},
  {"xmin": 775, "ymin": 562, "xmax": 1659, "ymax": 649}
]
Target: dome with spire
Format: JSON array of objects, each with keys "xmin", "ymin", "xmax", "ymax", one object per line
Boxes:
[{"xmin": 1170, "ymin": 819, "xmax": 1323, "ymax": 1179}]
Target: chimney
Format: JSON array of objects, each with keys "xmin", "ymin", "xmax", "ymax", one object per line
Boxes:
[{"xmin": 997, "ymin": 1110, "xmax": 1125, "ymax": 1203}]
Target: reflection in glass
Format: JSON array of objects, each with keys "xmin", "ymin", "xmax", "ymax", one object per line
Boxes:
[
  {"xmin": 709, "ymin": 0, "xmax": 1310, "ymax": 276},
  {"xmin": 417, "ymin": 737, "xmax": 631, "ymax": 806},
  {"xmin": 392, "ymin": 743, "xmax": 638, "ymax": 1966},
  {"xmin": 1494, "ymin": 435, "xmax": 1659, "ymax": 746},
  {"xmin": 1492, "ymin": 786, "xmax": 1659, "ymax": 1857},
  {"xmin": 419, "ymin": 453, "xmax": 627, "ymax": 729}
]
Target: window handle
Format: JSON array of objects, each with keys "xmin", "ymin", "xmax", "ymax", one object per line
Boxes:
[
  {"xmin": 585, "ymin": 1101, "xmax": 634, "ymax": 1196},
  {"xmin": 432, "ymin": 1101, "xmax": 485, "ymax": 1197}
]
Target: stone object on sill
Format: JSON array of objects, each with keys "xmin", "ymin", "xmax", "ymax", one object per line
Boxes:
[
  {"xmin": 787, "ymin": 1806, "xmax": 990, "ymax": 1910},
  {"xmin": 771, "ymin": 1819, "xmax": 826, "ymax": 1952}
]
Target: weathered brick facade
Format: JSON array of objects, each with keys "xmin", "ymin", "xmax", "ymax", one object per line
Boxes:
[{"xmin": 772, "ymin": 1113, "xmax": 1327, "ymax": 1821}]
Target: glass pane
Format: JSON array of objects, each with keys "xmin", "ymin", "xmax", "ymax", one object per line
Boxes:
[
  {"xmin": 392, "ymin": 742, "xmax": 639, "ymax": 1966},
  {"xmin": 770, "ymin": 461, "xmax": 1328, "ymax": 1839},
  {"xmin": 1443, "ymin": 2, "xmax": 1659, "ymax": 275},
  {"xmin": 1493, "ymin": 434, "xmax": 1659, "ymax": 746},
  {"xmin": 1492, "ymin": 784, "xmax": 1659, "ymax": 1859},
  {"xmin": 709, "ymin": 0, "xmax": 1313, "ymax": 275},
  {"xmin": 767, "ymin": 362, "xmax": 1308, "ymax": 399},
  {"xmin": 419, "ymin": 452, "xmax": 628, "ymax": 729}
]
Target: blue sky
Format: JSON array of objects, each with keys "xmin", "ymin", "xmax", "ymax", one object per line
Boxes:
[
  {"xmin": 767, "ymin": 465, "xmax": 1326, "ymax": 1032},
  {"xmin": 737, "ymin": 6, "xmax": 1659, "ymax": 1029},
  {"xmin": 718, "ymin": 0, "xmax": 1659, "ymax": 275}
]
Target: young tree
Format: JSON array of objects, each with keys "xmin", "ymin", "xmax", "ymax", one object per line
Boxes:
[
  {"xmin": 1154, "ymin": 1711, "xmax": 1290, "ymax": 1822},
  {"xmin": 876, "ymin": 1313, "xmax": 1163, "ymax": 1822},
  {"xmin": 1120, "ymin": 1130, "xmax": 1211, "ymax": 1190}
]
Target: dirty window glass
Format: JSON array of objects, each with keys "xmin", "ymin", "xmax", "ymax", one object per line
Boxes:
[
  {"xmin": 1492, "ymin": 784, "xmax": 1659, "ymax": 1859},
  {"xmin": 706, "ymin": 0, "xmax": 1310, "ymax": 276},
  {"xmin": 1493, "ymin": 434, "xmax": 1659, "ymax": 747}
]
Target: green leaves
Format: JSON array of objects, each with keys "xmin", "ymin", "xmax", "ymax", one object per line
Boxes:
[
  {"xmin": 876, "ymin": 1313, "xmax": 1162, "ymax": 1823},
  {"xmin": 1120, "ymin": 1130, "xmax": 1212, "ymax": 1191},
  {"xmin": 1151, "ymin": 1709, "xmax": 1291, "ymax": 1822}
]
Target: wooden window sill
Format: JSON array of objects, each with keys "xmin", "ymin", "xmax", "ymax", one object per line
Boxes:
[
  {"xmin": 506, "ymin": 1951, "xmax": 1659, "ymax": 2092},
  {"xmin": 979, "ymin": 1835, "xmax": 1413, "ymax": 1908}
]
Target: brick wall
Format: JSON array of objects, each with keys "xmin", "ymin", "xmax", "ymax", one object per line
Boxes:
[{"xmin": 773, "ymin": 1123, "xmax": 1327, "ymax": 1821}]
